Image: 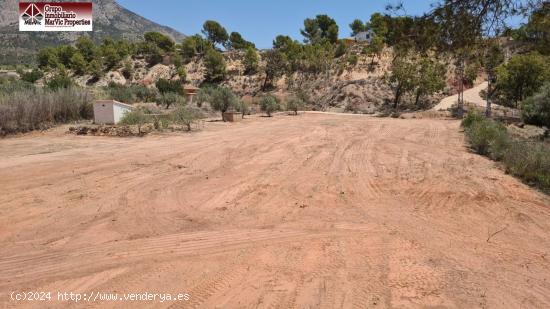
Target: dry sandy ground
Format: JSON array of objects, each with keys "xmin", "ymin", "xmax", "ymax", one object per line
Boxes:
[{"xmin": 1, "ymin": 114, "xmax": 549, "ymax": 308}]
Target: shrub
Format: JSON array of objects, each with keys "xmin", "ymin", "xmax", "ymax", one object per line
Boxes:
[
  {"xmin": 122, "ymin": 60, "xmax": 134, "ymax": 80},
  {"xmin": 0, "ymin": 87, "xmax": 92, "ymax": 135},
  {"xmin": 105, "ymin": 83, "xmax": 157, "ymax": 103},
  {"xmin": 243, "ymin": 46, "xmax": 259, "ymax": 74},
  {"xmin": 503, "ymin": 141, "xmax": 550, "ymax": 190},
  {"xmin": 286, "ymin": 97, "xmax": 305, "ymax": 115},
  {"xmin": 462, "ymin": 111, "xmax": 550, "ymax": 192},
  {"xmin": 107, "ymin": 83, "xmax": 134, "ymax": 103},
  {"xmin": 119, "ymin": 108, "xmax": 148, "ymax": 135},
  {"xmin": 204, "ymin": 48, "xmax": 226, "ymax": 82},
  {"xmin": 156, "ymin": 78, "xmax": 183, "ymax": 95},
  {"xmin": 196, "ymin": 85, "xmax": 239, "ymax": 121},
  {"xmin": 0, "ymin": 77, "xmax": 35, "ymax": 94},
  {"xmin": 462, "ymin": 110, "xmax": 485, "ymax": 129},
  {"xmin": 157, "ymin": 92, "xmax": 185, "ymax": 109},
  {"xmin": 260, "ymin": 95, "xmax": 279, "ymax": 117},
  {"xmin": 171, "ymin": 105, "xmax": 203, "ymax": 131},
  {"xmin": 46, "ymin": 71, "xmax": 73, "ymax": 90},
  {"xmin": 20, "ymin": 69, "xmax": 43, "ymax": 83},
  {"xmin": 177, "ymin": 67, "xmax": 187, "ymax": 81},
  {"xmin": 521, "ymin": 83, "xmax": 550, "ymax": 128},
  {"xmin": 465, "ymin": 117, "xmax": 509, "ymax": 157},
  {"xmin": 235, "ymin": 100, "xmax": 249, "ymax": 119}
]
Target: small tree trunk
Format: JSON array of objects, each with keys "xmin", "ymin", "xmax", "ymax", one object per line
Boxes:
[
  {"xmin": 221, "ymin": 111, "xmax": 225, "ymax": 122},
  {"xmin": 415, "ymin": 91, "xmax": 421, "ymax": 106},
  {"xmin": 393, "ymin": 85, "xmax": 402, "ymax": 110},
  {"xmin": 486, "ymin": 76, "xmax": 492, "ymax": 118},
  {"xmin": 459, "ymin": 60, "xmax": 465, "ymax": 118}
]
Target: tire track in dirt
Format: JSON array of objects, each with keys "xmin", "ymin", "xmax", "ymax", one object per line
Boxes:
[{"xmin": 0, "ymin": 229, "xmax": 322, "ymax": 285}]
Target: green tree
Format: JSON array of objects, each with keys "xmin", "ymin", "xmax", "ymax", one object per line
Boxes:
[
  {"xmin": 495, "ymin": 52, "xmax": 550, "ymax": 107},
  {"xmin": 203, "ymin": 48, "xmax": 227, "ymax": 82},
  {"xmin": 202, "ymin": 20, "xmax": 229, "ymax": 48},
  {"xmin": 260, "ymin": 95, "xmax": 280, "ymax": 117},
  {"xmin": 45, "ymin": 70, "xmax": 73, "ymax": 90},
  {"xmin": 364, "ymin": 35, "xmax": 384, "ymax": 66},
  {"xmin": 301, "ymin": 14, "xmax": 339, "ymax": 44},
  {"xmin": 144, "ymin": 31, "xmax": 175, "ymax": 52},
  {"xmin": 483, "ymin": 40, "xmax": 505, "ymax": 117},
  {"xmin": 243, "ymin": 46, "xmax": 259, "ymax": 74},
  {"xmin": 262, "ymin": 49, "xmax": 288, "ymax": 89},
  {"xmin": 102, "ymin": 45, "xmax": 122, "ymax": 70},
  {"xmin": 177, "ymin": 67, "xmax": 187, "ymax": 81},
  {"xmin": 120, "ymin": 109, "xmax": 148, "ymax": 135},
  {"xmin": 75, "ymin": 37, "xmax": 99, "ymax": 62},
  {"xmin": 229, "ymin": 32, "xmax": 255, "ymax": 50},
  {"xmin": 122, "ymin": 60, "xmax": 134, "ymax": 80},
  {"xmin": 366, "ymin": 13, "xmax": 389, "ymax": 39},
  {"xmin": 37, "ymin": 47, "xmax": 60, "ymax": 70},
  {"xmin": 196, "ymin": 85, "xmax": 239, "ymax": 121},
  {"xmin": 70, "ymin": 52, "xmax": 87, "ymax": 75},
  {"xmin": 137, "ymin": 41, "xmax": 164, "ymax": 66},
  {"xmin": 89, "ymin": 59, "xmax": 104, "ymax": 80},
  {"xmin": 172, "ymin": 105, "xmax": 203, "ymax": 131},
  {"xmin": 157, "ymin": 92, "xmax": 184, "ymax": 109},
  {"xmin": 334, "ymin": 40, "xmax": 347, "ymax": 58},
  {"xmin": 20, "ymin": 69, "xmax": 43, "ymax": 83},
  {"xmin": 156, "ymin": 78, "xmax": 183, "ymax": 95},
  {"xmin": 273, "ymin": 35, "xmax": 302, "ymax": 72},
  {"xmin": 236, "ymin": 100, "xmax": 250, "ymax": 119},
  {"xmin": 521, "ymin": 82, "xmax": 550, "ymax": 127},
  {"xmin": 349, "ymin": 19, "xmax": 366, "ymax": 36},
  {"xmin": 301, "ymin": 43, "xmax": 334, "ymax": 76},
  {"xmin": 181, "ymin": 34, "xmax": 210, "ymax": 61},
  {"xmin": 388, "ymin": 55, "xmax": 417, "ymax": 109},
  {"xmin": 286, "ymin": 96, "xmax": 305, "ymax": 115},
  {"xmin": 523, "ymin": 3, "xmax": 550, "ymax": 55},
  {"xmin": 56, "ymin": 45, "xmax": 76, "ymax": 68},
  {"xmin": 413, "ymin": 58, "xmax": 446, "ymax": 106}
]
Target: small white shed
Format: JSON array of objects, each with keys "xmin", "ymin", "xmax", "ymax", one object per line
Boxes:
[
  {"xmin": 355, "ymin": 31, "xmax": 373, "ymax": 43},
  {"xmin": 93, "ymin": 100, "xmax": 134, "ymax": 125}
]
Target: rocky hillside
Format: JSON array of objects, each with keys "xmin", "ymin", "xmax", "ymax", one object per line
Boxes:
[
  {"xmin": 0, "ymin": 0, "xmax": 186, "ymax": 65},
  {"xmin": 76, "ymin": 46, "xmax": 451, "ymax": 113}
]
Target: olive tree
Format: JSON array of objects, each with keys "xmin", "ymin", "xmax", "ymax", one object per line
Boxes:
[
  {"xmin": 172, "ymin": 105, "xmax": 204, "ymax": 131},
  {"xmin": 120, "ymin": 109, "xmax": 148, "ymax": 135},
  {"xmin": 196, "ymin": 85, "xmax": 239, "ymax": 121},
  {"xmin": 286, "ymin": 97, "xmax": 305, "ymax": 115},
  {"xmin": 260, "ymin": 95, "xmax": 280, "ymax": 117}
]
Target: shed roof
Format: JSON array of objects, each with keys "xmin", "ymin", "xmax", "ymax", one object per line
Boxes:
[
  {"xmin": 94, "ymin": 100, "xmax": 135, "ymax": 109},
  {"xmin": 183, "ymin": 85, "xmax": 200, "ymax": 90}
]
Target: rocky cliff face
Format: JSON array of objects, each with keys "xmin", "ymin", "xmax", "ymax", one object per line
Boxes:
[{"xmin": 0, "ymin": 0, "xmax": 186, "ymax": 65}]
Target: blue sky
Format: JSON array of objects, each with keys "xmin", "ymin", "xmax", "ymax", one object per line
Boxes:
[{"xmin": 117, "ymin": 0, "xmax": 436, "ymax": 48}]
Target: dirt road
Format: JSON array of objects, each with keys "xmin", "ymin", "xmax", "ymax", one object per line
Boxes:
[
  {"xmin": 1, "ymin": 114, "xmax": 549, "ymax": 308},
  {"xmin": 433, "ymin": 82, "xmax": 489, "ymax": 111}
]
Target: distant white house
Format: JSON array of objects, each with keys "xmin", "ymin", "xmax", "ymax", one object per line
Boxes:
[
  {"xmin": 354, "ymin": 31, "xmax": 373, "ymax": 43},
  {"xmin": 93, "ymin": 100, "xmax": 134, "ymax": 125}
]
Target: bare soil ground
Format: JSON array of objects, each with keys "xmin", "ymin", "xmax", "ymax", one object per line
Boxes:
[{"xmin": 1, "ymin": 114, "xmax": 549, "ymax": 308}]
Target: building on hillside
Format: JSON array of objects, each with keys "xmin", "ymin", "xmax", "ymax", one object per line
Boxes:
[
  {"xmin": 354, "ymin": 31, "xmax": 373, "ymax": 43},
  {"xmin": 93, "ymin": 100, "xmax": 134, "ymax": 125}
]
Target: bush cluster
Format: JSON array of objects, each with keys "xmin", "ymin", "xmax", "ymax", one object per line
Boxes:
[
  {"xmin": 462, "ymin": 111, "xmax": 550, "ymax": 192},
  {"xmin": 106, "ymin": 82, "xmax": 158, "ymax": 103},
  {"xmin": 0, "ymin": 87, "xmax": 93, "ymax": 135}
]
